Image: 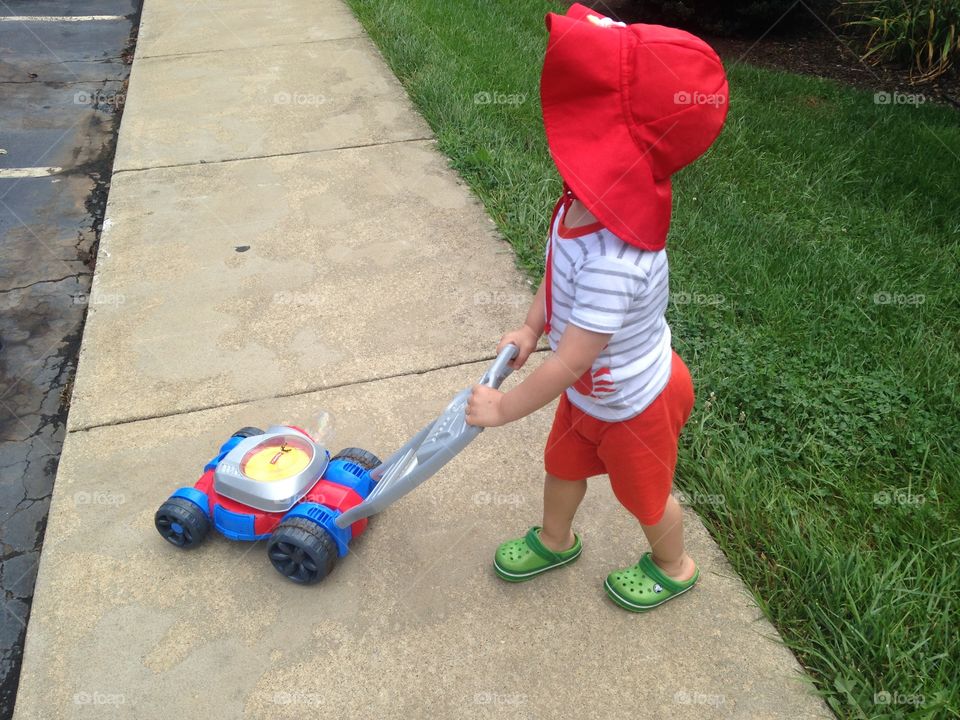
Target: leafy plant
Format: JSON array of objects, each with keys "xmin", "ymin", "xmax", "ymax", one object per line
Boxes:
[{"xmin": 843, "ymin": 0, "xmax": 960, "ymax": 81}]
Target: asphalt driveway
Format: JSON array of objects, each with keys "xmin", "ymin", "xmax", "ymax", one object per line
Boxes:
[{"xmin": 0, "ymin": 2, "xmax": 140, "ymax": 716}]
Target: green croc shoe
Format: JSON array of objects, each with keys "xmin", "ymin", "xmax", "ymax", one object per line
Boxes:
[
  {"xmin": 604, "ymin": 552, "xmax": 699, "ymax": 612},
  {"xmin": 494, "ymin": 527, "xmax": 582, "ymax": 582}
]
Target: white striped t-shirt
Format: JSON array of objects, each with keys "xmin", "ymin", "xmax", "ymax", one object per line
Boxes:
[{"xmin": 546, "ymin": 203, "xmax": 673, "ymax": 421}]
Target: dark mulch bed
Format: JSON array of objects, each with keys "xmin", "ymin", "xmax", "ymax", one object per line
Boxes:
[
  {"xmin": 708, "ymin": 32, "xmax": 960, "ymax": 108},
  {"xmin": 563, "ymin": 1, "xmax": 960, "ymax": 109}
]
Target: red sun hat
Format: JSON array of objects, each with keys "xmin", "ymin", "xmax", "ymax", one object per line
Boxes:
[{"xmin": 541, "ymin": 3, "xmax": 729, "ymax": 250}]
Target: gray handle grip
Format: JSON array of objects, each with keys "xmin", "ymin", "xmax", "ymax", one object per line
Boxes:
[
  {"xmin": 480, "ymin": 344, "xmax": 519, "ymax": 389},
  {"xmin": 334, "ymin": 344, "xmax": 519, "ymax": 528}
]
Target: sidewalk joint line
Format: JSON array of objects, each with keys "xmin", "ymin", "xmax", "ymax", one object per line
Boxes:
[
  {"xmin": 69, "ymin": 350, "xmax": 550, "ymax": 433},
  {"xmin": 136, "ymin": 34, "xmax": 367, "ymax": 61},
  {"xmin": 111, "ymin": 136, "xmax": 436, "ymax": 174}
]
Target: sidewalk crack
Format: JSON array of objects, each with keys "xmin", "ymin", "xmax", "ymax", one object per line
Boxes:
[
  {"xmin": 70, "ymin": 349, "xmax": 550, "ymax": 433},
  {"xmin": 0, "ymin": 273, "xmax": 91, "ymax": 294}
]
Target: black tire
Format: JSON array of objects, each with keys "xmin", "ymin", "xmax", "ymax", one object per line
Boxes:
[
  {"xmin": 331, "ymin": 447, "xmax": 382, "ymax": 471},
  {"xmin": 155, "ymin": 497, "xmax": 210, "ymax": 549},
  {"xmin": 232, "ymin": 426, "xmax": 264, "ymax": 438},
  {"xmin": 267, "ymin": 518, "xmax": 338, "ymax": 585}
]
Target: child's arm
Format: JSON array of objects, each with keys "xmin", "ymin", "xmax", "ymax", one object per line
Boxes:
[
  {"xmin": 496, "ymin": 280, "xmax": 547, "ymax": 370},
  {"xmin": 466, "ymin": 323, "xmax": 610, "ymax": 427}
]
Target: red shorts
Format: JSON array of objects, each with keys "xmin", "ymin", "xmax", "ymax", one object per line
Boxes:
[{"xmin": 544, "ymin": 351, "xmax": 695, "ymax": 525}]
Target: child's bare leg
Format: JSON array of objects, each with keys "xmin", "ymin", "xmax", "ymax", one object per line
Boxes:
[
  {"xmin": 640, "ymin": 494, "xmax": 696, "ymax": 581},
  {"xmin": 540, "ymin": 473, "xmax": 586, "ymax": 552}
]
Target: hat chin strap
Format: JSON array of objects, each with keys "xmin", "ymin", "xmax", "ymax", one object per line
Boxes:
[{"xmin": 543, "ymin": 183, "xmax": 578, "ymax": 336}]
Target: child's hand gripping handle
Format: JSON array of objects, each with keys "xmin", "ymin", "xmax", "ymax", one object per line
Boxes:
[{"xmin": 333, "ymin": 344, "xmax": 519, "ymax": 529}]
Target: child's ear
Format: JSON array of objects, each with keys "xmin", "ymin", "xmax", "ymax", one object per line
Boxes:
[
  {"xmin": 564, "ymin": 3, "xmax": 599, "ymax": 22},
  {"xmin": 586, "ymin": 14, "xmax": 626, "ymax": 28},
  {"xmin": 564, "ymin": 2, "xmax": 625, "ymax": 27}
]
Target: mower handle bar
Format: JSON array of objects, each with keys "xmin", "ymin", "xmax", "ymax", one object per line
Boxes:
[{"xmin": 333, "ymin": 343, "xmax": 519, "ymax": 528}]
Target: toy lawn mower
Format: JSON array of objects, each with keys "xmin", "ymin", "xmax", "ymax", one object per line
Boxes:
[{"xmin": 155, "ymin": 344, "xmax": 518, "ymax": 584}]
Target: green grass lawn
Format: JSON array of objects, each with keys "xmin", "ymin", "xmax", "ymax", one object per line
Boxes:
[{"xmin": 343, "ymin": 1, "xmax": 960, "ymax": 716}]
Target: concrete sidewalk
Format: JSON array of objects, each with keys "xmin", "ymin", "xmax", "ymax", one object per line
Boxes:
[{"xmin": 14, "ymin": 1, "xmax": 832, "ymax": 718}]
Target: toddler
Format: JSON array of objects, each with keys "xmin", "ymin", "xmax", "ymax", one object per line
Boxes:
[{"xmin": 465, "ymin": 4, "xmax": 728, "ymax": 612}]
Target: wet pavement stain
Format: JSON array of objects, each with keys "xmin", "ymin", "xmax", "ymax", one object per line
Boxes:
[{"xmin": 0, "ymin": 3, "xmax": 142, "ymax": 717}]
